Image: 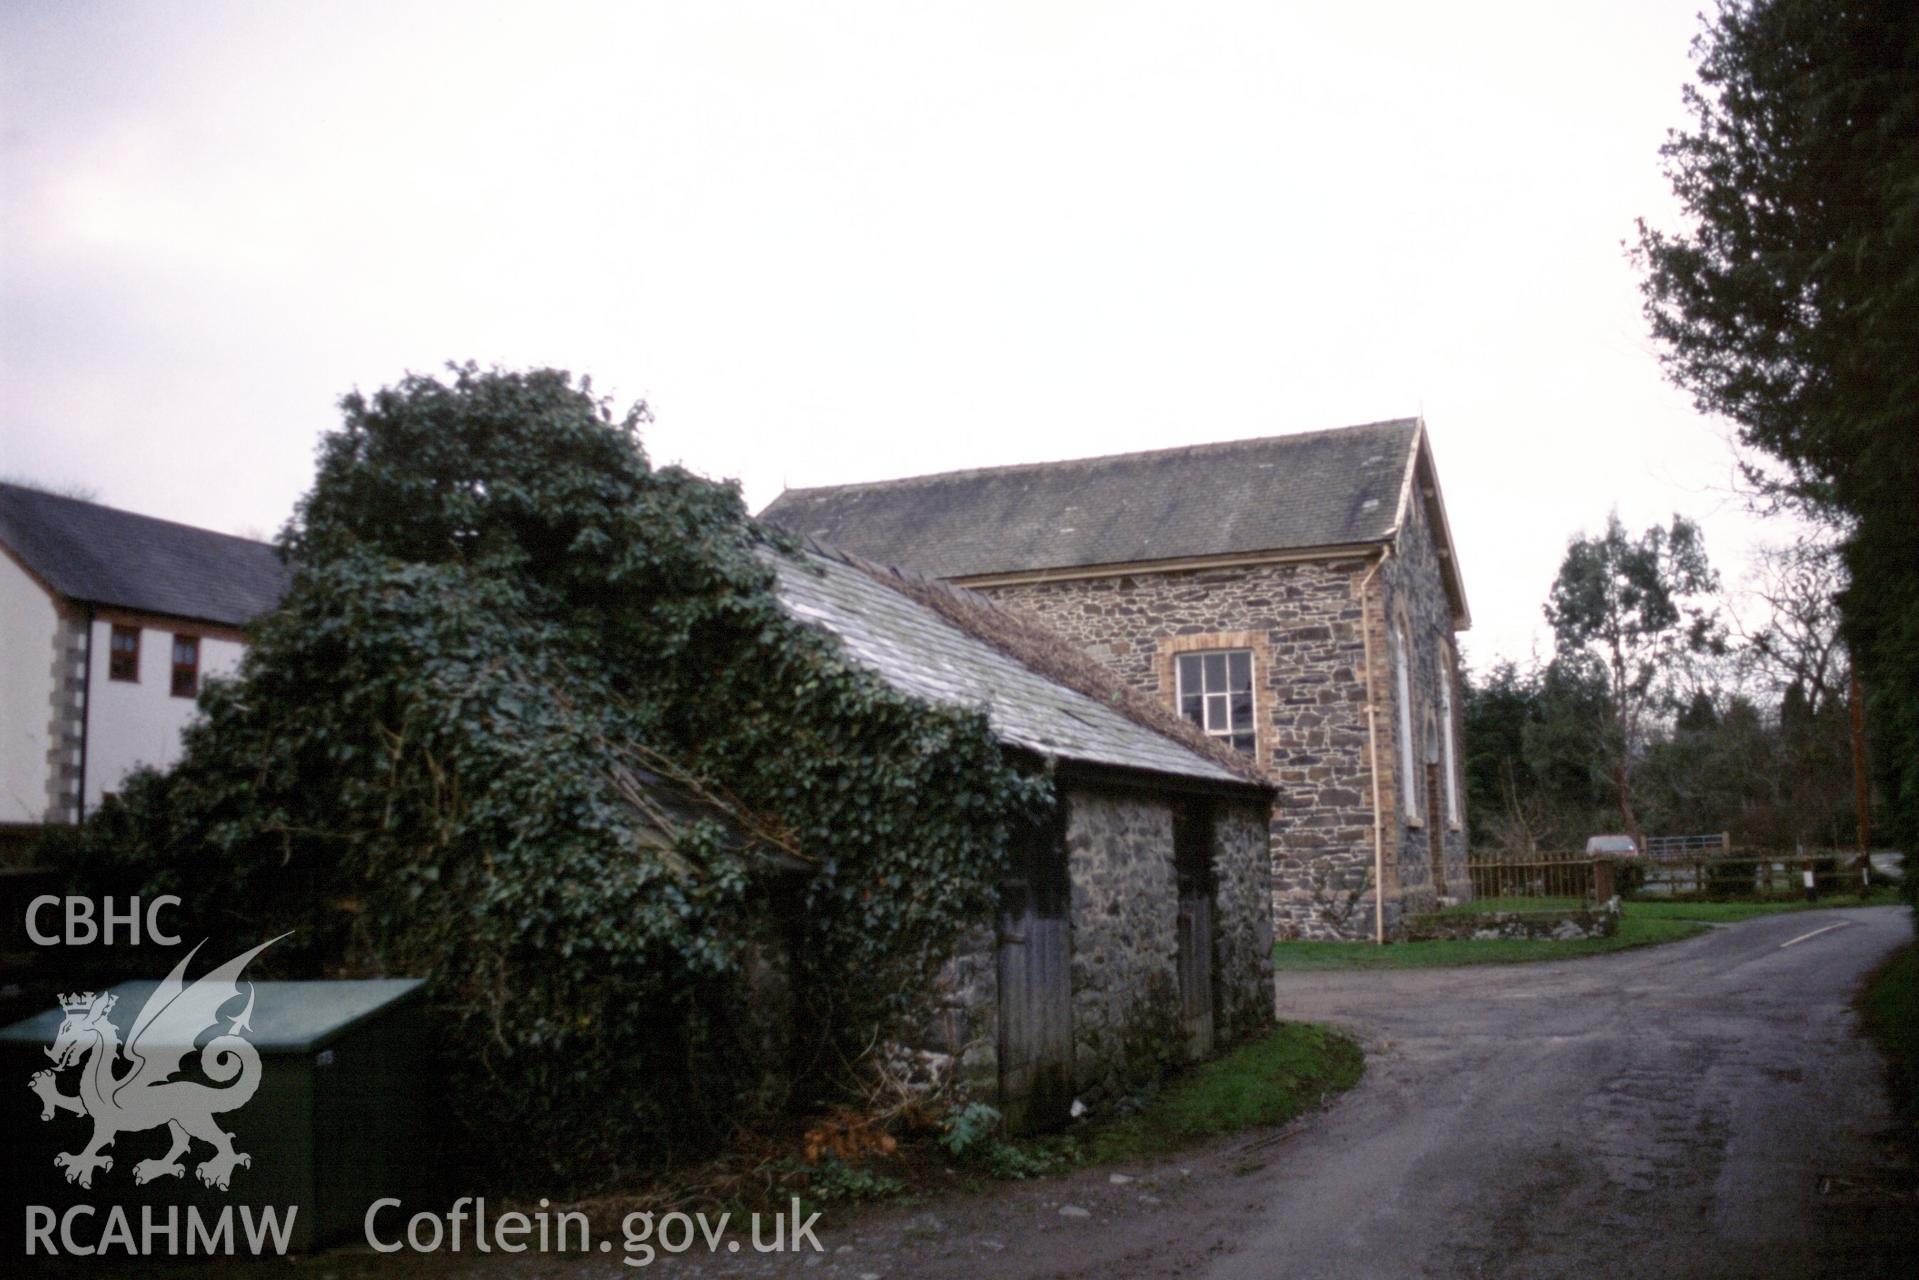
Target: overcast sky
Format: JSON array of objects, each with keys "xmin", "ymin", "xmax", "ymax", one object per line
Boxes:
[{"xmin": 1, "ymin": 2, "xmax": 1807, "ymax": 670}]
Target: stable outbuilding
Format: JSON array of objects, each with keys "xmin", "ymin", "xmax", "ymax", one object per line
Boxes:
[{"xmin": 773, "ymin": 543, "xmax": 1277, "ymax": 1130}]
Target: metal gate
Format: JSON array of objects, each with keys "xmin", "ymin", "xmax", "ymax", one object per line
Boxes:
[
  {"xmin": 1174, "ymin": 799, "xmax": 1216, "ymax": 1061},
  {"xmin": 997, "ymin": 808, "xmax": 1072, "ymax": 1133}
]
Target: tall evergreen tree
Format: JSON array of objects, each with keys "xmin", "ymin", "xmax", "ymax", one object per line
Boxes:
[{"xmin": 1635, "ymin": 0, "xmax": 1919, "ymax": 869}]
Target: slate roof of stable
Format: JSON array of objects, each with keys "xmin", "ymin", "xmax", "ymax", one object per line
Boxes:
[
  {"xmin": 770, "ymin": 543, "xmax": 1256, "ymax": 788},
  {"xmin": 0, "ymin": 482, "xmax": 289, "ymax": 627},
  {"xmin": 759, "ymin": 419, "xmax": 1422, "ymax": 579}
]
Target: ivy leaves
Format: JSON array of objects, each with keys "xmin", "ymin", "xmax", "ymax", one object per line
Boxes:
[{"xmin": 63, "ymin": 364, "xmax": 1047, "ymax": 1186}]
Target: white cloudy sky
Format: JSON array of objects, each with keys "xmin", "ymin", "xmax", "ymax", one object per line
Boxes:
[{"xmin": 1, "ymin": 1, "xmax": 1805, "ymax": 669}]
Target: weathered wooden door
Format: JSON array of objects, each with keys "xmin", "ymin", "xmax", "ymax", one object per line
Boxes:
[
  {"xmin": 1174, "ymin": 800, "xmax": 1216, "ymax": 1061},
  {"xmin": 997, "ymin": 810, "xmax": 1072, "ymax": 1133},
  {"xmin": 1426, "ymin": 762, "xmax": 1448, "ymax": 897}
]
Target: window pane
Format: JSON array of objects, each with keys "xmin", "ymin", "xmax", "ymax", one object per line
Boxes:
[
  {"xmin": 1229, "ymin": 733, "xmax": 1256, "ymax": 756},
  {"xmin": 1180, "ymin": 693, "xmax": 1203, "ymax": 726},
  {"xmin": 1228, "ymin": 651, "xmax": 1251, "ymax": 691},
  {"xmin": 1230, "ymin": 692, "xmax": 1253, "ymax": 731},
  {"xmin": 1205, "ymin": 693, "xmax": 1228, "ymax": 731},
  {"xmin": 109, "ymin": 626, "xmax": 140, "ymax": 681},
  {"xmin": 1177, "ymin": 654, "xmax": 1202, "ymax": 697},
  {"xmin": 1203, "ymin": 652, "xmax": 1227, "ymax": 690}
]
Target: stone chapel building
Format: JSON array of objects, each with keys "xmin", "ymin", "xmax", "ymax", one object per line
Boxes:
[{"xmin": 761, "ymin": 418, "xmax": 1473, "ymax": 939}]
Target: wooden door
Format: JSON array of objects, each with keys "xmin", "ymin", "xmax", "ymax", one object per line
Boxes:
[
  {"xmin": 1426, "ymin": 762, "xmax": 1448, "ymax": 897},
  {"xmin": 997, "ymin": 810, "xmax": 1072, "ymax": 1133},
  {"xmin": 1174, "ymin": 800, "xmax": 1216, "ymax": 1061}
]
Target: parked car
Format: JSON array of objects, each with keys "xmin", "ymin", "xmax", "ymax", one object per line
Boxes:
[{"xmin": 1585, "ymin": 834, "xmax": 1640, "ymax": 857}]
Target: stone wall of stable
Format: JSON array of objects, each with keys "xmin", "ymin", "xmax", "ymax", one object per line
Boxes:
[
  {"xmin": 920, "ymin": 783, "xmax": 1276, "ymax": 1112},
  {"xmin": 1212, "ymin": 798, "xmax": 1278, "ymax": 1039},
  {"xmin": 1061, "ymin": 789, "xmax": 1185, "ymax": 1098}
]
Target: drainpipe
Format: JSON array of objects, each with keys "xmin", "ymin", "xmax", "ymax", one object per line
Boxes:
[
  {"xmin": 75, "ymin": 606, "xmax": 94, "ymax": 824},
  {"xmin": 1356, "ymin": 549, "xmax": 1392, "ymax": 945}
]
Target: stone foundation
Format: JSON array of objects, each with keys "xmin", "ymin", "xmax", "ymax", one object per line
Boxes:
[{"xmin": 1402, "ymin": 901, "xmax": 1620, "ymax": 942}]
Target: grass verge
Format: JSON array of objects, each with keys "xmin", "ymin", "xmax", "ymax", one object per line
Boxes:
[
  {"xmin": 1861, "ymin": 944, "xmax": 1919, "ymax": 1136},
  {"xmin": 925, "ymin": 1021, "xmax": 1364, "ymax": 1188},
  {"xmin": 1272, "ymin": 912, "xmax": 1708, "ymax": 971},
  {"xmin": 1084, "ymin": 1022, "xmax": 1363, "ymax": 1163},
  {"xmin": 1626, "ymin": 890, "xmax": 1903, "ymax": 922}
]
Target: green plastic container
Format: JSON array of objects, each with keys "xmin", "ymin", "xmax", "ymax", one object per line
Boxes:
[{"xmin": 2, "ymin": 978, "xmax": 435, "ymax": 1254}]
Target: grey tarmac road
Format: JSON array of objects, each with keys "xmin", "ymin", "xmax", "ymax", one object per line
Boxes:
[
  {"xmin": 275, "ymin": 908, "xmax": 1918, "ymax": 1280},
  {"xmin": 1209, "ymin": 906, "xmax": 1919, "ymax": 1280}
]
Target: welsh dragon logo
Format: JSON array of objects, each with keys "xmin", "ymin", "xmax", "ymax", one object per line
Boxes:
[{"xmin": 27, "ymin": 935, "xmax": 285, "ymax": 1191}]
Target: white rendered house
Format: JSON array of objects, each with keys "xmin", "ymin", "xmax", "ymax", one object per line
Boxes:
[{"xmin": 0, "ymin": 483, "xmax": 286, "ymax": 850}]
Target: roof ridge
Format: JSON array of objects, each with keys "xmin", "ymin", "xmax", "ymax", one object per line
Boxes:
[
  {"xmin": 0, "ymin": 481, "xmax": 278, "ymax": 551},
  {"xmin": 773, "ymin": 417, "xmax": 1421, "ymax": 499}
]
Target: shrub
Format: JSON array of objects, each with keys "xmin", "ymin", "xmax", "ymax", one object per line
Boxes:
[{"xmin": 51, "ymin": 365, "xmax": 1050, "ymax": 1188}]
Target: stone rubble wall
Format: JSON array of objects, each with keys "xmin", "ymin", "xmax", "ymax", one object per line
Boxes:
[
  {"xmin": 1402, "ymin": 901, "xmax": 1619, "ymax": 942},
  {"xmin": 978, "ymin": 560, "xmax": 1382, "ymax": 939},
  {"xmin": 971, "ymin": 508, "xmax": 1471, "ymax": 939},
  {"xmin": 918, "ymin": 783, "xmax": 1278, "ymax": 1113},
  {"xmin": 1213, "ymin": 797, "xmax": 1278, "ymax": 1041},
  {"xmin": 921, "ymin": 918, "xmax": 1000, "ymax": 1101},
  {"xmin": 1061, "ymin": 788, "xmax": 1184, "ymax": 1100},
  {"xmin": 1379, "ymin": 494, "xmax": 1472, "ymax": 917}
]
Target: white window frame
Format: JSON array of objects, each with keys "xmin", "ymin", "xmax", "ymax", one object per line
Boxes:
[
  {"xmin": 1174, "ymin": 649, "xmax": 1258, "ymax": 757},
  {"xmin": 1393, "ymin": 617, "xmax": 1420, "ymax": 821},
  {"xmin": 1439, "ymin": 644, "xmax": 1461, "ymax": 828}
]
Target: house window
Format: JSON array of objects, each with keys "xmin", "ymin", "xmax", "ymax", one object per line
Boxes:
[
  {"xmin": 1438, "ymin": 644, "xmax": 1461, "ymax": 828},
  {"xmin": 1393, "ymin": 618, "xmax": 1420, "ymax": 820},
  {"xmin": 170, "ymin": 635, "xmax": 200, "ymax": 698},
  {"xmin": 1176, "ymin": 650, "xmax": 1256, "ymax": 755},
  {"xmin": 108, "ymin": 626, "xmax": 140, "ymax": 681}
]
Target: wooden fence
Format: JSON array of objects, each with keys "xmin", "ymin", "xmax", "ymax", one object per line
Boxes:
[
  {"xmin": 1629, "ymin": 849, "xmax": 1870, "ymax": 899},
  {"xmin": 1467, "ymin": 846, "xmax": 1875, "ymax": 904}
]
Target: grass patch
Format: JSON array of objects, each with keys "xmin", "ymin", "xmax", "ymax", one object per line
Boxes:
[
  {"xmin": 1086, "ymin": 1022, "xmax": 1363, "ymax": 1163},
  {"xmin": 1274, "ymin": 892, "xmax": 1912, "ymax": 971},
  {"xmin": 1626, "ymin": 890, "xmax": 1903, "ymax": 922},
  {"xmin": 1861, "ymin": 945, "xmax": 1919, "ymax": 1136},
  {"xmin": 930, "ymin": 1023, "xmax": 1365, "ymax": 1185},
  {"xmin": 1272, "ymin": 913, "xmax": 1707, "ymax": 970}
]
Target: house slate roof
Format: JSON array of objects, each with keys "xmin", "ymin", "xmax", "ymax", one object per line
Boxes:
[
  {"xmin": 770, "ymin": 543, "xmax": 1262, "ymax": 789},
  {"xmin": 0, "ymin": 482, "xmax": 289, "ymax": 628},
  {"xmin": 759, "ymin": 418, "xmax": 1422, "ymax": 579}
]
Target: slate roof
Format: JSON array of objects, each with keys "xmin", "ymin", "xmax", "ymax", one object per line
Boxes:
[
  {"xmin": 760, "ymin": 419, "xmax": 1422, "ymax": 579},
  {"xmin": 0, "ymin": 483, "xmax": 289, "ymax": 627},
  {"xmin": 771, "ymin": 544, "xmax": 1263, "ymax": 789}
]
